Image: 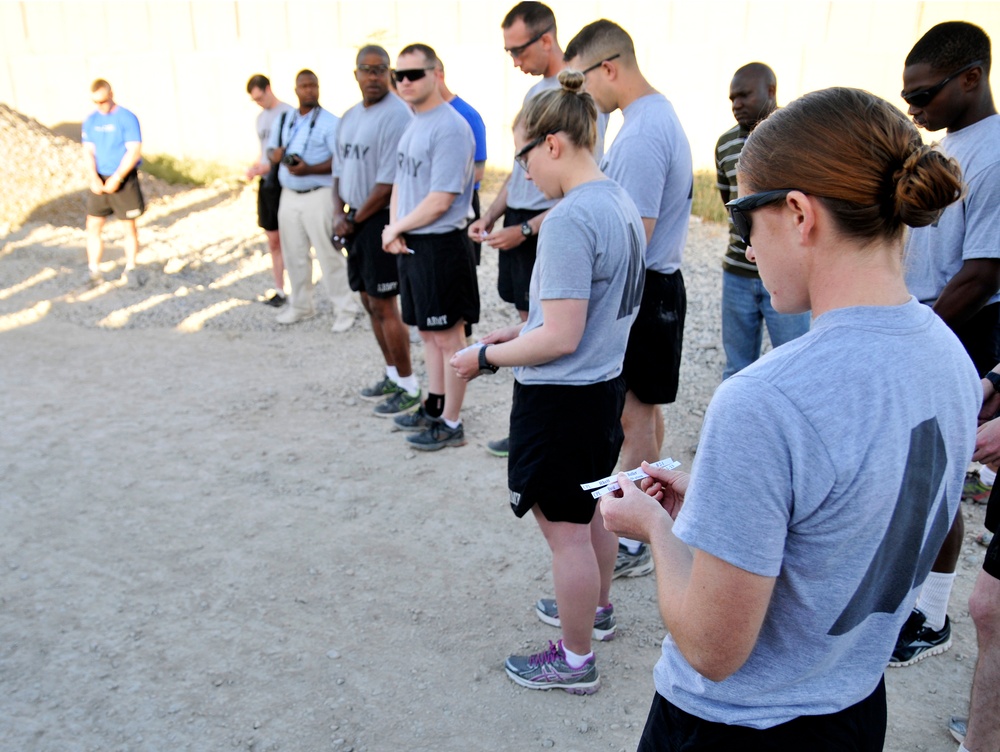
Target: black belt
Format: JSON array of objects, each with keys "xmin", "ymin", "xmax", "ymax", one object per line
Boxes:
[{"xmin": 290, "ymin": 186, "xmax": 322, "ymax": 194}]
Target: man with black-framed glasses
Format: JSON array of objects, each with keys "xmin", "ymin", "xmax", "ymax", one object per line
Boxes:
[
  {"xmin": 565, "ymin": 19, "xmax": 693, "ymax": 582},
  {"xmin": 334, "ymin": 45, "xmax": 416, "ymax": 413},
  {"xmin": 892, "ymin": 21, "xmax": 1000, "ymax": 675},
  {"xmin": 470, "ymin": 1, "xmax": 608, "ymax": 458}
]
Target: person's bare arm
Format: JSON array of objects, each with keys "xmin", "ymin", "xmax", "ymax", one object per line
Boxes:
[
  {"xmin": 82, "ymin": 142, "xmax": 104, "ymax": 194},
  {"xmin": 383, "ymin": 191, "xmax": 456, "ymax": 246},
  {"xmin": 601, "ymin": 467, "xmax": 776, "ymax": 681},
  {"xmin": 933, "ymin": 258, "xmax": 1000, "ymax": 328},
  {"xmin": 102, "ymin": 141, "xmax": 141, "ymax": 194}
]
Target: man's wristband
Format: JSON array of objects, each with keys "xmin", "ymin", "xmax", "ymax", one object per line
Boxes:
[
  {"xmin": 479, "ymin": 344, "xmax": 499, "ymax": 374},
  {"xmin": 986, "ymin": 371, "xmax": 1000, "ymax": 394}
]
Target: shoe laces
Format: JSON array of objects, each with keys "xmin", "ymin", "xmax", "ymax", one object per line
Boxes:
[
  {"xmin": 528, "ymin": 641, "xmax": 562, "ymax": 667},
  {"xmin": 899, "ymin": 610, "xmax": 927, "ymax": 642}
]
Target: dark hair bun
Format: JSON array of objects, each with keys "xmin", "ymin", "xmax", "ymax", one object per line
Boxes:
[
  {"xmin": 558, "ymin": 69, "xmax": 586, "ymax": 93},
  {"xmin": 894, "ymin": 146, "xmax": 963, "ymax": 228}
]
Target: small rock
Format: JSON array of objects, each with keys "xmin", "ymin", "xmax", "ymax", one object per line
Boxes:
[{"xmin": 327, "ymin": 650, "xmax": 340, "ymax": 660}]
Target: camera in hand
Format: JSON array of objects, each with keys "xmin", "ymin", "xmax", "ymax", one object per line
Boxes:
[{"xmin": 281, "ymin": 153, "xmax": 302, "ymax": 166}]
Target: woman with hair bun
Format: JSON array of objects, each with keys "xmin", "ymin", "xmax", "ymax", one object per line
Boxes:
[
  {"xmin": 600, "ymin": 87, "xmax": 980, "ymax": 749},
  {"xmin": 452, "ymin": 69, "xmax": 645, "ymax": 694}
]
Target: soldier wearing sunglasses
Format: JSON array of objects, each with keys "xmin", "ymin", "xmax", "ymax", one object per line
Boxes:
[
  {"xmin": 891, "ymin": 21, "xmax": 1000, "ymax": 678},
  {"xmin": 381, "ymin": 44, "xmax": 478, "ymax": 452}
]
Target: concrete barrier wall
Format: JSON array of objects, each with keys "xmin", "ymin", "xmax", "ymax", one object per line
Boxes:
[{"xmin": 2, "ymin": 0, "xmax": 999, "ymax": 171}]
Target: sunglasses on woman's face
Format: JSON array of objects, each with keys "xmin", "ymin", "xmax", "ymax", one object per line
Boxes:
[
  {"xmin": 392, "ymin": 67, "xmax": 434, "ymax": 83},
  {"xmin": 725, "ymin": 189, "xmax": 795, "ymax": 246}
]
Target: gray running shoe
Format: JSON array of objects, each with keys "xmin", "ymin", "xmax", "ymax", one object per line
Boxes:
[
  {"xmin": 407, "ymin": 421, "xmax": 465, "ymax": 451},
  {"xmin": 613, "ymin": 542, "xmax": 655, "ymax": 579},
  {"xmin": 505, "ymin": 640, "xmax": 600, "ymax": 694},
  {"xmin": 373, "ymin": 389, "xmax": 421, "ymax": 418},
  {"xmin": 535, "ymin": 598, "xmax": 616, "ymax": 641},
  {"xmin": 392, "ymin": 405, "xmax": 437, "ymax": 432},
  {"xmin": 486, "ymin": 436, "xmax": 509, "ymax": 457},
  {"xmin": 360, "ymin": 376, "xmax": 399, "ymax": 401}
]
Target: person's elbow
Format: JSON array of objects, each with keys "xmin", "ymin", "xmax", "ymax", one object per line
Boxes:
[{"xmin": 681, "ymin": 641, "xmax": 753, "ymax": 682}]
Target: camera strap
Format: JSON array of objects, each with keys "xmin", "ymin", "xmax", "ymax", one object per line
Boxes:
[{"xmin": 285, "ymin": 106, "xmax": 321, "ymax": 155}]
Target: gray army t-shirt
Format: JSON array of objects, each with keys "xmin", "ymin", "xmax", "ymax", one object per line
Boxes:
[
  {"xmin": 655, "ymin": 298, "xmax": 979, "ymax": 728},
  {"xmin": 394, "ymin": 101, "xmax": 475, "ymax": 235},
  {"xmin": 335, "ymin": 93, "xmax": 412, "ymax": 210},
  {"xmin": 600, "ymin": 93, "xmax": 692, "ymax": 274},
  {"xmin": 256, "ymin": 101, "xmax": 294, "ymax": 164},
  {"xmin": 904, "ymin": 114, "xmax": 1000, "ymax": 304},
  {"xmin": 514, "ymin": 179, "xmax": 645, "ymax": 386}
]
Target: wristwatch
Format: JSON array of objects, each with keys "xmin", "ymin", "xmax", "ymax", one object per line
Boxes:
[
  {"xmin": 520, "ymin": 222, "xmax": 533, "ymax": 238},
  {"xmin": 986, "ymin": 371, "xmax": 1000, "ymax": 394},
  {"xmin": 478, "ymin": 344, "xmax": 499, "ymax": 374}
]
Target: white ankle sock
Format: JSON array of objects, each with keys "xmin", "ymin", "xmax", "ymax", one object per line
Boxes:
[
  {"xmin": 396, "ymin": 374, "xmax": 419, "ymax": 395},
  {"xmin": 916, "ymin": 571, "xmax": 956, "ymax": 631},
  {"xmin": 386, "ymin": 366, "xmax": 400, "ymax": 382},
  {"xmin": 980, "ymin": 465, "xmax": 996, "ymax": 486},
  {"xmin": 562, "ymin": 644, "xmax": 592, "ymax": 669},
  {"xmin": 620, "ymin": 537, "xmax": 642, "ymax": 555},
  {"xmin": 444, "ymin": 418, "xmax": 461, "ymax": 430}
]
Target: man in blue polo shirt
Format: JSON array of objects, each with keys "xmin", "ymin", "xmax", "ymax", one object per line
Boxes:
[
  {"xmin": 267, "ymin": 69, "xmax": 359, "ymax": 331},
  {"xmin": 81, "ymin": 78, "xmax": 144, "ymax": 287}
]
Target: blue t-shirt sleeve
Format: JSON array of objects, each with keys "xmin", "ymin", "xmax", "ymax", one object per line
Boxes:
[
  {"xmin": 121, "ymin": 110, "xmax": 141, "ymax": 143},
  {"xmin": 468, "ymin": 111, "xmax": 487, "ymax": 162},
  {"xmin": 673, "ymin": 376, "xmax": 833, "ymax": 577}
]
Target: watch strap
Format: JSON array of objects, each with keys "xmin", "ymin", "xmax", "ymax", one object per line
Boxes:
[{"xmin": 479, "ymin": 344, "xmax": 499, "ymax": 374}]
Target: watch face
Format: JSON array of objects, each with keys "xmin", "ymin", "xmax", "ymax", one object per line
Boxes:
[{"xmin": 521, "ymin": 222, "xmax": 532, "ymax": 237}]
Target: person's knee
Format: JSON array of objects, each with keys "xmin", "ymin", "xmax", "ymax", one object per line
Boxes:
[
  {"xmin": 969, "ymin": 572, "xmax": 1000, "ymax": 641},
  {"xmin": 622, "ymin": 397, "xmax": 656, "ymax": 436}
]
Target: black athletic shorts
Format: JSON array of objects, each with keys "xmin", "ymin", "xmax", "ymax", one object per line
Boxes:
[
  {"xmin": 637, "ymin": 676, "xmax": 887, "ymax": 752},
  {"xmin": 86, "ymin": 169, "xmax": 145, "ymax": 220},
  {"xmin": 257, "ymin": 176, "xmax": 281, "ymax": 232},
  {"xmin": 498, "ymin": 207, "xmax": 541, "ymax": 312},
  {"xmin": 398, "ymin": 229, "xmax": 479, "ymax": 331},
  {"xmin": 984, "ymin": 482, "xmax": 999, "ymax": 578},
  {"xmin": 508, "ymin": 376, "xmax": 626, "ymax": 524},
  {"xmin": 623, "ymin": 269, "xmax": 686, "ymax": 405},
  {"xmin": 346, "ymin": 209, "xmax": 398, "ymax": 298}
]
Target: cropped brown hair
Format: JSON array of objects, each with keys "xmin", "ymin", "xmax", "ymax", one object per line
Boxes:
[
  {"xmin": 738, "ymin": 87, "xmax": 962, "ymax": 242},
  {"xmin": 520, "ymin": 69, "xmax": 597, "ymax": 152}
]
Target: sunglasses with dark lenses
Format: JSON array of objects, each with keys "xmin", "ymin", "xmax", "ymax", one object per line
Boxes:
[
  {"xmin": 725, "ymin": 189, "xmax": 795, "ymax": 246},
  {"xmin": 357, "ymin": 64, "xmax": 389, "ymax": 76},
  {"xmin": 392, "ymin": 67, "xmax": 434, "ymax": 83},
  {"xmin": 901, "ymin": 59, "xmax": 983, "ymax": 108},
  {"xmin": 504, "ymin": 23, "xmax": 554, "ymax": 58}
]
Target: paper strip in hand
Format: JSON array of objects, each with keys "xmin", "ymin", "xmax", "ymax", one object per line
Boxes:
[{"xmin": 582, "ymin": 458, "xmax": 681, "ymax": 499}]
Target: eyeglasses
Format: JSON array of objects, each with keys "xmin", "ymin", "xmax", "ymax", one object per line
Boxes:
[
  {"xmin": 392, "ymin": 67, "xmax": 435, "ymax": 83},
  {"xmin": 357, "ymin": 64, "xmax": 389, "ymax": 77},
  {"xmin": 725, "ymin": 189, "xmax": 795, "ymax": 246},
  {"xmin": 505, "ymin": 23, "xmax": 554, "ymax": 58},
  {"xmin": 514, "ymin": 131, "xmax": 560, "ymax": 171},
  {"xmin": 582, "ymin": 53, "xmax": 621, "ymax": 75},
  {"xmin": 901, "ymin": 59, "xmax": 983, "ymax": 107}
]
